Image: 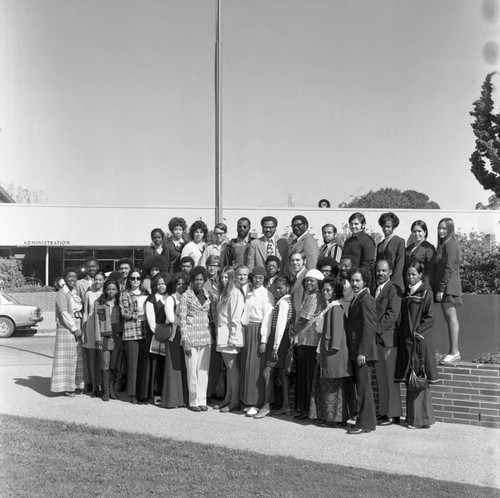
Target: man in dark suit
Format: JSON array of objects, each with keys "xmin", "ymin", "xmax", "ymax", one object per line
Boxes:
[
  {"xmin": 373, "ymin": 259, "xmax": 402, "ymax": 426},
  {"xmin": 247, "ymin": 216, "xmax": 289, "ymax": 272},
  {"xmin": 345, "ymin": 268, "xmax": 377, "ymax": 434},
  {"xmin": 289, "ymin": 215, "xmax": 319, "ymax": 271}
]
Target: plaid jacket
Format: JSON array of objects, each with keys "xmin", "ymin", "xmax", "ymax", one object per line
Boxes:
[{"xmin": 119, "ymin": 291, "xmax": 147, "ymax": 341}]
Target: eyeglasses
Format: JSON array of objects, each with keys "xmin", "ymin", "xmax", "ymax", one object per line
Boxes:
[
  {"xmin": 208, "ymin": 264, "xmax": 220, "ymax": 268},
  {"xmin": 130, "ymin": 277, "xmax": 141, "ymax": 281},
  {"xmin": 292, "ymin": 222, "xmax": 305, "ymax": 229},
  {"xmin": 214, "ymin": 232, "xmax": 224, "ymax": 236}
]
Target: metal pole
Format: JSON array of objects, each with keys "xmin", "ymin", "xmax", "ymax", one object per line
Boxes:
[
  {"xmin": 45, "ymin": 246, "xmax": 49, "ymax": 286},
  {"xmin": 215, "ymin": 0, "xmax": 223, "ymax": 223}
]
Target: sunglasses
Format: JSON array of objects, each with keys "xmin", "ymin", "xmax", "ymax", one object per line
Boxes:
[
  {"xmin": 292, "ymin": 222, "xmax": 305, "ymax": 229},
  {"xmin": 130, "ymin": 277, "xmax": 141, "ymax": 281}
]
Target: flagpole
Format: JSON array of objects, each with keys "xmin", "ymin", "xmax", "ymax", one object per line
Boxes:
[{"xmin": 215, "ymin": 0, "xmax": 223, "ymax": 223}]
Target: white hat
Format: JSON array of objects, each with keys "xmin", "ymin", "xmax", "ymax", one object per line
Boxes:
[{"xmin": 305, "ymin": 269, "xmax": 324, "ymax": 281}]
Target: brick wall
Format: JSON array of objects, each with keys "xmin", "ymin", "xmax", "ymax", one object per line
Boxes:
[
  {"xmin": 9, "ymin": 292, "xmax": 57, "ymax": 312},
  {"xmin": 372, "ymin": 362, "xmax": 500, "ymax": 429}
]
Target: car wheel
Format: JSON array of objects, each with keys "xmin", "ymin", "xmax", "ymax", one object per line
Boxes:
[{"xmin": 0, "ymin": 317, "xmax": 15, "ymax": 338}]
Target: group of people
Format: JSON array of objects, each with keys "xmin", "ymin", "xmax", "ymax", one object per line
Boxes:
[{"xmin": 50, "ymin": 212, "xmax": 462, "ymax": 434}]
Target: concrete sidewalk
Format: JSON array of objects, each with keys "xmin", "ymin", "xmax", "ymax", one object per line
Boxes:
[{"xmin": 0, "ymin": 360, "xmax": 499, "ymax": 490}]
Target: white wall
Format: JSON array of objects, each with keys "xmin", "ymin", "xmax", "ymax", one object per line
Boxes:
[{"xmin": 1, "ymin": 204, "xmax": 499, "ymax": 248}]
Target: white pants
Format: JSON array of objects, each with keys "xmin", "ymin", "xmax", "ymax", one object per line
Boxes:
[{"xmin": 185, "ymin": 345, "xmax": 211, "ymax": 407}]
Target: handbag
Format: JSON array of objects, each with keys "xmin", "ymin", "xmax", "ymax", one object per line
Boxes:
[
  {"xmin": 284, "ymin": 346, "xmax": 296, "ymax": 375},
  {"xmin": 154, "ymin": 323, "xmax": 172, "ymax": 343},
  {"xmin": 406, "ymin": 340, "xmax": 428, "ymax": 392}
]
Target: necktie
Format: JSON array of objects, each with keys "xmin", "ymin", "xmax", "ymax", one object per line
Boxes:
[
  {"xmin": 375, "ymin": 286, "xmax": 382, "ymax": 299},
  {"xmin": 267, "ymin": 239, "xmax": 274, "ymax": 256}
]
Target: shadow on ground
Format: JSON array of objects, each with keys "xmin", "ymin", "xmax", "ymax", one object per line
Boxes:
[{"xmin": 13, "ymin": 376, "xmax": 57, "ymax": 397}]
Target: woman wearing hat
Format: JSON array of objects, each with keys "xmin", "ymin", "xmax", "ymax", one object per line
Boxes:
[
  {"xmin": 292, "ymin": 269, "xmax": 326, "ymax": 420},
  {"xmin": 240, "ymin": 266, "xmax": 275, "ymax": 416}
]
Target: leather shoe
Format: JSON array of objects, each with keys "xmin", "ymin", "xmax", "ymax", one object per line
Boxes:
[
  {"xmin": 199, "ymin": 405, "xmax": 208, "ymax": 412},
  {"xmin": 220, "ymin": 404, "xmax": 240, "ymax": 413},
  {"xmin": 130, "ymin": 396, "xmax": 138, "ymax": 404},
  {"xmin": 348, "ymin": 427, "xmax": 373, "ymax": 435},
  {"xmin": 378, "ymin": 416, "xmax": 400, "ymax": 426},
  {"xmin": 294, "ymin": 413, "xmax": 308, "ymax": 421},
  {"xmin": 189, "ymin": 406, "xmax": 201, "ymax": 412},
  {"xmin": 254, "ymin": 408, "xmax": 270, "ymax": 419}
]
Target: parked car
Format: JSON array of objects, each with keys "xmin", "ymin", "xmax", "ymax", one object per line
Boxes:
[{"xmin": 0, "ymin": 291, "xmax": 43, "ymax": 338}]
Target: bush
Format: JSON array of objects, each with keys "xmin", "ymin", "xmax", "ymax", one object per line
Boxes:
[
  {"xmin": 8, "ymin": 285, "xmax": 55, "ymax": 293},
  {"xmin": 472, "ymin": 351, "xmax": 500, "ymax": 364},
  {"xmin": 457, "ymin": 232, "xmax": 500, "ymax": 294},
  {"xmin": 0, "ymin": 257, "xmax": 25, "ymax": 288}
]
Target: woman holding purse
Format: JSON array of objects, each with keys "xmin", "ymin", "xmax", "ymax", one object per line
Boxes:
[{"xmin": 395, "ymin": 262, "xmax": 438, "ymax": 429}]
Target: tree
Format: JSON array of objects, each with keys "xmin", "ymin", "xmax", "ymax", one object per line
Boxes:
[
  {"xmin": 6, "ymin": 183, "xmax": 47, "ymax": 204},
  {"xmin": 469, "ymin": 72, "xmax": 500, "ymax": 197},
  {"xmin": 339, "ymin": 188, "xmax": 440, "ymax": 209},
  {"xmin": 475, "ymin": 194, "xmax": 500, "ymax": 210}
]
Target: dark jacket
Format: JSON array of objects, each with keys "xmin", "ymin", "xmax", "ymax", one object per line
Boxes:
[
  {"xmin": 404, "ymin": 240, "xmax": 436, "ymax": 287},
  {"xmin": 345, "ymin": 289, "xmax": 377, "ymax": 361},
  {"xmin": 372, "ymin": 280, "xmax": 401, "ymax": 348},
  {"xmin": 343, "ymin": 231, "xmax": 376, "ymax": 273},
  {"xmin": 164, "ymin": 240, "xmax": 185, "ymax": 276},
  {"xmin": 395, "ymin": 282, "xmax": 438, "ymax": 382},
  {"xmin": 434, "ymin": 237, "xmax": 462, "ymax": 296},
  {"xmin": 376, "ymin": 235, "xmax": 405, "ymax": 292}
]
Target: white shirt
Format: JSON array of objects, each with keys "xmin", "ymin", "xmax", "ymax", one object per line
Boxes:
[{"xmin": 241, "ymin": 286, "xmax": 275, "ymax": 329}]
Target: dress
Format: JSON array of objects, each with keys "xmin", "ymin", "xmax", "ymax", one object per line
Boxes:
[
  {"xmin": 141, "ymin": 293, "xmax": 167, "ymax": 400},
  {"xmin": 434, "ymin": 236, "xmax": 462, "ymax": 305},
  {"xmin": 50, "ymin": 288, "xmax": 84, "ymax": 393},
  {"xmin": 181, "ymin": 241, "xmax": 206, "ymax": 266},
  {"xmin": 162, "ymin": 293, "xmax": 188, "ymax": 408},
  {"xmin": 395, "ymin": 282, "xmax": 438, "ymax": 427},
  {"xmin": 309, "ymin": 301, "xmax": 355, "ymax": 423}
]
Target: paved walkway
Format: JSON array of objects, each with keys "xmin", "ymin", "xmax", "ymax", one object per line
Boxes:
[{"xmin": 0, "ymin": 339, "xmax": 499, "ymax": 490}]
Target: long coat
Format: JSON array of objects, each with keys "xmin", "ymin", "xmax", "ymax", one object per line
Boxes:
[
  {"xmin": 345, "ymin": 290, "xmax": 377, "ymax": 362},
  {"xmin": 395, "ymin": 283, "xmax": 438, "ymax": 382},
  {"xmin": 318, "ymin": 302, "xmax": 352, "ymax": 378},
  {"xmin": 376, "ymin": 235, "xmax": 405, "ymax": 292}
]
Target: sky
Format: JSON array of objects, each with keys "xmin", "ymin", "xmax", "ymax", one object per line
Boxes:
[{"xmin": 0, "ymin": 0, "xmax": 499, "ymax": 210}]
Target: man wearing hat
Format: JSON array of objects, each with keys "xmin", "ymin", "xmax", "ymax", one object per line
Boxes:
[{"xmin": 247, "ymin": 216, "xmax": 289, "ymax": 273}]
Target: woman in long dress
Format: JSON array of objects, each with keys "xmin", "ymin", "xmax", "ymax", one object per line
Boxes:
[
  {"xmin": 309, "ymin": 278, "xmax": 355, "ymax": 426},
  {"xmin": 50, "ymin": 267, "xmax": 85, "ymax": 396},
  {"xmin": 161, "ymin": 272, "xmax": 189, "ymax": 408},
  {"xmin": 240, "ymin": 266, "xmax": 274, "ymax": 416},
  {"xmin": 142, "ymin": 273, "xmax": 169, "ymax": 404},
  {"xmin": 82, "ymin": 271, "xmax": 105, "ymax": 397},
  {"xmin": 395, "ymin": 262, "xmax": 438, "ymax": 429}
]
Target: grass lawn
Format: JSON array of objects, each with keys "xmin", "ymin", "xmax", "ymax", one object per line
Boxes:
[{"xmin": 0, "ymin": 414, "xmax": 498, "ymax": 498}]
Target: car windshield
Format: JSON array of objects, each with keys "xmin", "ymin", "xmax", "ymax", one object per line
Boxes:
[{"xmin": 0, "ymin": 291, "xmax": 20, "ymax": 305}]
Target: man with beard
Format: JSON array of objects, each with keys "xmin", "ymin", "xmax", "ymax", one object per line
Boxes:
[{"xmin": 223, "ymin": 217, "xmax": 252, "ymax": 267}]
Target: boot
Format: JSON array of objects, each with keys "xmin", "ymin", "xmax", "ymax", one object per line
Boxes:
[
  {"xmin": 109, "ymin": 370, "xmax": 117, "ymax": 400},
  {"xmin": 102, "ymin": 370, "xmax": 110, "ymax": 402}
]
